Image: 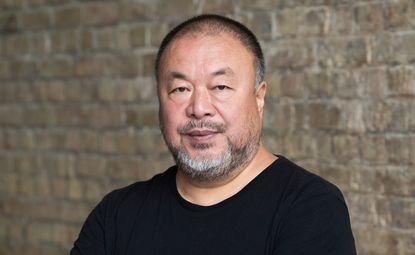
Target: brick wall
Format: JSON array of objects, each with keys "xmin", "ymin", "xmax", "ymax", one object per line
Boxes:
[{"xmin": 0, "ymin": 0, "xmax": 414, "ymax": 254}]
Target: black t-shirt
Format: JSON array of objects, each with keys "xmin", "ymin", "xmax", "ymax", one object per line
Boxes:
[{"xmin": 71, "ymin": 156, "xmax": 356, "ymax": 255}]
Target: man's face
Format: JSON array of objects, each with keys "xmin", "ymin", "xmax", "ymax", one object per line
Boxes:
[{"xmin": 158, "ymin": 32, "xmax": 266, "ymax": 182}]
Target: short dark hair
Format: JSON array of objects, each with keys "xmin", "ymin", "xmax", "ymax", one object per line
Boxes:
[{"xmin": 155, "ymin": 14, "xmax": 265, "ymax": 87}]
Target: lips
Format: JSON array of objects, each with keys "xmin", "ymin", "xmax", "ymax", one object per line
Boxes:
[{"xmin": 185, "ymin": 129, "xmax": 219, "ymax": 142}]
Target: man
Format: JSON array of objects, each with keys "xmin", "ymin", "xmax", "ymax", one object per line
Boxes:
[{"xmin": 71, "ymin": 14, "xmax": 356, "ymax": 254}]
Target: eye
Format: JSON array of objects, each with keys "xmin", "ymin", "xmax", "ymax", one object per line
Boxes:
[
  {"xmin": 170, "ymin": 87, "xmax": 188, "ymax": 94},
  {"xmin": 215, "ymin": 85, "xmax": 229, "ymax": 91}
]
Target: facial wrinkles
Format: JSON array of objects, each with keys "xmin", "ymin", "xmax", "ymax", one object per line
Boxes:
[{"xmin": 169, "ymin": 115, "xmax": 261, "ymax": 183}]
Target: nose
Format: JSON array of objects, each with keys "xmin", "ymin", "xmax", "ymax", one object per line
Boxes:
[{"xmin": 185, "ymin": 89, "xmax": 215, "ymax": 119}]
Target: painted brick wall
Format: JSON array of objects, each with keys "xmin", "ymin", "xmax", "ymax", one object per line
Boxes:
[{"xmin": 0, "ymin": 0, "xmax": 414, "ymax": 254}]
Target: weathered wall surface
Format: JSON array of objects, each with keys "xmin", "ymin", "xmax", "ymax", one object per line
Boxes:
[{"xmin": 0, "ymin": 0, "xmax": 414, "ymax": 254}]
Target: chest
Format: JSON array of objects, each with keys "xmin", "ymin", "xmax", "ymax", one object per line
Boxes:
[{"xmin": 115, "ymin": 192, "xmax": 282, "ymax": 255}]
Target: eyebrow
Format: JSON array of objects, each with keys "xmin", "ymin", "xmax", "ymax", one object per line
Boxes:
[
  {"xmin": 166, "ymin": 67, "xmax": 235, "ymax": 82},
  {"xmin": 210, "ymin": 67, "xmax": 235, "ymax": 77}
]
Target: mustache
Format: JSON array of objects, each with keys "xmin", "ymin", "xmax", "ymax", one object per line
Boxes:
[{"xmin": 178, "ymin": 120, "xmax": 226, "ymax": 134}]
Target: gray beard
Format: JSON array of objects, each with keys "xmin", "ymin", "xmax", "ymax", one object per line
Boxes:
[{"xmin": 165, "ymin": 120, "xmax": 260, "ymax": 183}]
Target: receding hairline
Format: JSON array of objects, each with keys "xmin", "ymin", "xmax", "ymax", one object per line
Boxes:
[
  {"xmin": 155, "ymin": 15, "xmax": 265, "ymax": 85},
  {"xmin": 157, "ymin": 30, "xmax": 255, "ymax": 78}
]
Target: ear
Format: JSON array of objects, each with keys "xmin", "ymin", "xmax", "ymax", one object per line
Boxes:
[{"xmin": 255, "ymin": 81, "xmax": 267, "ymax": 115}]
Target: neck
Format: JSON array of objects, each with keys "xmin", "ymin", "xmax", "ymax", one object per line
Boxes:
[{"xmin": 175, "ymin": 146, "xmax": 277, "ymax": 206}]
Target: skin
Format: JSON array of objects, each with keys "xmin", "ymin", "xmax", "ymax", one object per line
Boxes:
[{"xmin": 158, "ymin": 32, "xmax": 277, "ymax": 206}]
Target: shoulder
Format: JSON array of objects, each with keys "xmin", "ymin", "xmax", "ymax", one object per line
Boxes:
[
  {"xmin": 101, "ymin": 166, "xmax": 176, "ymax": 209},
  {"xmin": 271, "ymin": 156, "xmax": 356, "ymax": 254},
  {"xmin": 271, "ymin": 155, "xmax": 346, "ymax": 206}
]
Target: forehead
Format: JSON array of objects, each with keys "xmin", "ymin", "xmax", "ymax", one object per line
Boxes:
[{"xmin": 159, "ymin": 33, "xmax": 254, "ymax": 78}]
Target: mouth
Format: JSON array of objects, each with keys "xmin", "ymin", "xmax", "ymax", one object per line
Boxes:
[{"xmin": 184, "ymin": 129, "xmax": 220, "ymax": 142}]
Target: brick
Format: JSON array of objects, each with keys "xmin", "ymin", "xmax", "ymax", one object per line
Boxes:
[
  {"xmin": 20, "ymin": 10, "xmax": 50, "ymax": 30},
  {"xmin": 62, "ymin": 80, "xmax": 97, "ymax": 102},
  {"xmin": 0, "ymin": 172, "xmax": 18, "ymax": 193},
  {"xmin": 318, "ymin": 37, "xmax": 367, "ymax": 68},
  {"xmin": 329, "ymin": 5, "xmax": 353, "ymax": 35},
  {"xmin": 376, "ymin": 197, "xmax": 415, "ymax": 229},
  {"xmin": 268, "ymin": 40, "xmax": 314, "ymax": 68},
  {"xmin": 376, "ymin": 167, "xmax": 415, "ymax": 196},
  {"xmin": 99, "ymin": 130, "xmax": 137, "ymax": 154},
  {"xmin": 275, "ymin": 8, "xmax": 299, "ymax": 37},
  {"xmin": 142, "ymin": 52, "xmax": 156, "ymax": 77},
  {"xmin": 96, "ymin": 79, "xmax": 155, "ymax": 103},
  {"xmin": 27, "ymin": 221, "xmax": 69, "ymax": 246},
  {"xmin": 298, "ymin": 7, "xmax": 329, "ymax": 36},
  {"xmin": 60, "ymin": 201, "xmax": 93, "ymax": 223},
  {"xmin": 101, "ymin": 54, "xmax": 140, "ymax": 77},
  {"xmin": 308, "ymin": 102, "xmax": 340, "ymax": 130},
  {"xmin": 14, "ymin": 82, "xmax": 39, "ymax": 102},
  {"xmin": 21, "ymin": 105, "xmax": 57, "ymax": 127},
  {"xmin": 87, "ymin": 106, "xmax": 124, "ymax": 129},
  {"xmin": 0, "ymin": 61, "xmax": 12, "ymax": 80},
  {"xmin": 14, "ymin": 154, "xmax": 41, "ymax": 174},
  {"xmin": 66, "ymin": 130, "xmax": 98, "ymax": 152},
  {"xmin": 372, "ymin": 33, "xmax": 415, "ymax": 65},
  {"xmin": 106, "ymin": 157, "xmax": 141, "ymax": 180},
  {"xmin": 282, "ymin": 132, "xmax": 316, "ymax": 159},
  {"xmin": 347, "ymin": 194, "xmax": 378, "ymax": 226},
  {"xmin": 27, "ymin": 33, "xmax": 50, "ymax": 55},
  {"xmin": 263, "ymin": 101, "xmax": 295, "ymax": 130},
  {"xmin": 0, "ymin": 14, "xmax": 18, "ymax": 34},
  {"xmin": 54, "ymin": 6, "xmax": 81, "ymax": 28},
  {"xmin": 0, "ymin": 106, "xmax": 23, "ymax": 126},
  {"xmin": 201, "ymin": 0, "xmax": 238, "ymax": 13},
  {"xmin": 119, "ymin": 2, "xmax": 156, "ymax": 22},
  {"xmin": 136, "ymin": 131, "xmax": 169, "ymax": 154},
  {"xmin": 360, "ymin": 68, "xmax": 387, "ymax": 98},
  {"xmin": 338, "ymin": 101, "xmax": 365, "ymax": 133},
  {"xmin": 76, "ymin": 155, "xmax": 106, "ymax": 178},
  {"xmin": 353, "ymin": 226, "xmax": 399, "ymax": 255},
  {"xmin": 135, "ymin": 157, "xmax": 173, "ymax": 180},
  {"xmin": 75, "ymin": 56, "xmax": 101, "ymax": 77},
  {"xmin": 94, "ymin": 27, "xmax": 116, "ymax": 50},
  {"xmin": 10, "ymin": 60, "xmax": 36, "ymax": 79},
  {"xmin": 386, "ymin": 102, "xmax": 410, "ymax": 131},
  {"xmin": 68, "ymin": 177, "xmax": 82, "ymax": 200},
  {"xmin": 0, "ymin": 0, "xmax": 24, "ymax": 10},
  {"xmin": 280, "ymin": 73, "xmax": 304, "ymax": 98},
  {"xmin": 265, "ymin": 73, "xmax": 281, "ymax": 97},
  {"xmin": 83, "ymin": 179, "xmax": 105, "ymax": 202},
  {"xmin": 81, "ymin": 2, "xmax": 119, "ymax": 26},
  {"xmin": 387, "ymin": 65, "xmax": 415, "ymax": 96},
  {"xmin": 40, "ymin": 154, "xmax": 75, "ymax": 177},
  {"xmin": 316, "ymin": 165, "xmax": 351, "ymax": 192},
  {"xmin": 34, "ymin": 80, "xmax": 66, "ymax": 102},
  {"xmin": 18, "ymin": 174, "xmax": 35, "ymax": 196},
  {"xmin": 354, "ymin": 3, "xmax": 384, "ymax": 33},
  {"xmin": 0, "ymin": 82, "xmax": 16, "ymax": 101},
  {"xmin": 124, "ymin": 104, "xmax": 158, "ymax": 127},
  {"xmin": 38, "ymin": 57, "xmax": 74, "ymax": 78},
  {"xmin": 155, "ymin": 0, "xmax": 196, "ymax": 17},
  {"xmin": 386, "ymin": 136, "xmax": 411, "ymax": 165},
  {"xmin": 249, "ymin": 11, "xmax": 273, "ymax": 39},
  {"xmin": 49, "ymin": 177, "xmax": 68, "ymax": 198},
  {"xmin": 384, "ymin": 0, "xmax": 410, "ymax": 30},
  {"xmin": 115, "ymin": 26, "xmax": 130, "ymax": 49},
  {"xmin": 3, "ymin": 35, "xmax": 29, "ymax": 56},
  {"xmin": 305, "ymin": 71, "xmax": 332, "ymax": 98},
  {"xmin": 0, "ymin": 153, "xmax": 15, "ymax": 172},
  {"xmin": 361, "ymin": 136, "xmax": 388, "ymax": 164},
  {"xmin": 363, "ymin": 101, "xmax": 392, "ymax": 132},
  {"xmin": 60, "ymin": 30, "xmax": 80, "ymax": 52},
  {"xmin": 3, "ymin": 129, "xmax": 34, "ymax": 149},
  {"xmin": 332, "ymin": 135, "xmax": 360, "ymax": 163},
  {"xmin": 80, "ymin": 28, "xmax": 94, "ymax": 50},
  {"xmin": 130, "ymin": 25, "xmax": 146, "ymax": 47}
]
